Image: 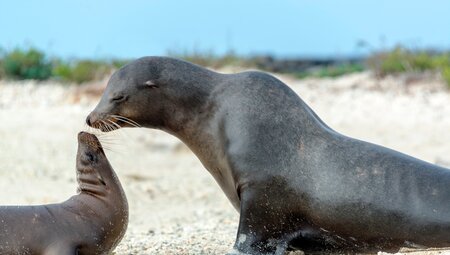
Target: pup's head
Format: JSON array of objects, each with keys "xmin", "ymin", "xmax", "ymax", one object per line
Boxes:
[{"xmin": 76, "ymin": 132, "xmax": 109, "ymax": 190}]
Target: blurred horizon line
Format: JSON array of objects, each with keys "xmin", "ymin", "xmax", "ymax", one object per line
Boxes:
[{"xmin": 1, "ymin": 42, "xmax": 449, "ymax": 61}]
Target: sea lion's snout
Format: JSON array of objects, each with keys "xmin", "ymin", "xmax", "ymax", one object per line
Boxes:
[
  {"xmin": 78, "ymin": 132, "xmax": 101, "ymax": 149},
  {"xmin": 78, "ymin": 131, "xmax": 97, "ymax": 142},
  {"xmin": 86, "ymin": 115, "xmax": 92, "ymax": 126},
  {"xmin": 86, "ymin": 110, "xmax": 128, "ymax": 132},
  {"xmin": 77, "ymin": 132, "xmax": 105, "ymax": 170},
  {"xmin": 86, "ymin": 112, "xmax": 99, "ymax": 127},
  {"xmin": 86, "ymin": 111, "xmax": 110, "ymax": 132}
]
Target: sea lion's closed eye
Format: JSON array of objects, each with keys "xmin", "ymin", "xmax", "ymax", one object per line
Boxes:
[
  {"xmin": 111, "ymin": 95, "xmax": 128, "ymax": 103},
  {"xmin": 112, "ymin": 95, "xmax": 125, "ymax": 101}
]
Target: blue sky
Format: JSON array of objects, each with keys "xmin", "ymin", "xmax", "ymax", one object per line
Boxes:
[{"xmin": 1, "ymin": 0, "xmax": 449, "ymax": 59}]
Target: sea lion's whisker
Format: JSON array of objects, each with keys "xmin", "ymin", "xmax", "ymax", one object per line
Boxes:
[
  {"xmin": 105, "ymin": 118, "xmax": 136, "ymax": 141},
  {"xmin": 103, "ymin": 122, "xmax": 113, "ymax": 133},
  {"xmin": 99, "ymin": 121, "xmax": 108, "ymax": 132},
  {"xmin": 97, "ymin": 122, "xmax": 103, "ymax": 132},
  {"xmin": 83, "ymin": 123, "xmax": 92, "ymax": 132},
  {"xmin": 106, "ymin": 119, "xmax": 122, "ymax": 130},
  {"xmin": 109, "ymin": 116, "xmax": 138, "ymax": 128},
  {"xmin": 103, "ymin": 120, "xmax": 133, "ymax": 143},
  {"xmin": 103, "ymin": 120, "xmax": 114, "ymax": 131},
  {"xmin": 100, "ymin": 120, "xmax": 115, "ymax": 132},
  {"xmin": 96, "ymin": 132, "xmax": 114, "ymax": 137},
  {"xmin": 109, "ymin": 116, "xmax": 140, "ymax": 128},
  {"xmin": 97, "ymin": 137, "xmax": 121, "ymax": 141},
  {"xmin": 97, "ymin": 121, "xmax": 106, "ymax": 132},
  {"xmin": 84, "ymin": 124, "xmax": 102, "ymax": 135},
  {"xmin": 110, "ymin": 115, "xmax": 141, "ymax": 127},
  {"xmin": 101, "ymin": 145, "xmax": 123, "ymax": 155},
  {"xmin": 101, "ymin": 145, "xmax": 115, "ymax": 151},
  {"xmin": 98, "ymin": 139, "xmax": 121, "ymax": 145},
  {"xmin": 110, "ymin": 114, "xmax": 141, "ymax": 126},
  {"xmin": 96, "ymin": 130, "xmax": 122, "ymax": 143},
  {"xmin": 107, "ymin": 120, "xmax": 125, "ymax": 137},
  {"xmin": 100, "ymin": 144, "xmax": 122, "ymax": 149},
  {"xmin": 98, "ymin": 139, "xmax": 121, "ymax": 144},
  {"xmin": 97, "ymin": 133, "xmax": 122, "ymax": 147}
]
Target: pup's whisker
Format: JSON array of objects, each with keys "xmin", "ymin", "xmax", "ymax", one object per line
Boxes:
[{"xmin": 101, "ymin": 146, "xmax": 122, "ymax": 155}]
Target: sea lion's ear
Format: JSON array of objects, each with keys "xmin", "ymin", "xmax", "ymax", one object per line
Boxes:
[{"xmin": 144, "ymin": 80, "xmax": 159, "ymax": 89}]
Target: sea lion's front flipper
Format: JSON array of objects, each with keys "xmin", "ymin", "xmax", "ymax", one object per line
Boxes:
[
  {"xmin": 44, "ymin": 244, "xmax": 78, "ymax": 255},
  {"xmin": 233, "ymin": 187, "xmax": 293, "ymax": 255}
]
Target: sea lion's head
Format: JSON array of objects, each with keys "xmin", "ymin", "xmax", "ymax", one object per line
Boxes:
[
  {"xmin": 86, "ymin": 56, "xmax": 212, "ymax": 133},
  {"xmin": 76, "ymin": 132, "xmax": 109, "ymax": 190},
  {"xmin": 75, "ymin": 132, "xmax": 129, "ymax": 251},
  {"xmin": 86, "ymin": 57, "xmax": 167, "ymax": 132}
]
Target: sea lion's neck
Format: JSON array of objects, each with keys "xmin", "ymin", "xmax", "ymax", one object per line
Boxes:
[
  {"xmin": 156, "ymin": 68, "xmax": 222, "ymax": 136},
  {"xmin": 71, "ymin": 165, "xmax": 127, "ymax": 225},
  {"xmin": 76, "ymin": 165, "xmax": 124, "ymax": 201},
  {"xmin": 59, "ymin": 165, "xmax": 127, "ymax": 250}
]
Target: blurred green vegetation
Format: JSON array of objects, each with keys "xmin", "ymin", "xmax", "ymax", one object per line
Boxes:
[
  {"xmin": 53, "ymin": 60, "xmax": 114, "ymax": 83},
  {"xmin": 2, "ymin": 48, "xmax": 52, "ymax": 80},
  {"xmin": 0, "ymin": 47, "xmax": 130, "ymax": 83},
  {"xmin": 367, "ymin": 46, "xmax": 450, "ymax": 87},
  {"xmin": 291, "ymin": 63, "xmax": 365, "ymax": 79},
  {"xmin": 0, "ymin": 46, "xmax": 449, "ymax": 88},
  {"xmin": 167, "ymin": 49, "xmax": 252, "ymax": 68}
]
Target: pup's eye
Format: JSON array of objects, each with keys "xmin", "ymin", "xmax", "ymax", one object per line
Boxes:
[{"xmin": 86, "ymin": 152, "xmax": 95, "ymax": 162}]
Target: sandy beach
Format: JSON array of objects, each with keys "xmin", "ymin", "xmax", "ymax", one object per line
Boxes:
[{"xmin": 0, "ymin": 71, "xmax": 449, "ymax": 255}]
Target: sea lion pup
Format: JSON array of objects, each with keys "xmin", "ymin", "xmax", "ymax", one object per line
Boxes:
[
  {"xmin": 0, "ymin": 132, "xmax": 128, "ymax": 255},
  {"xmin": 86, "ymin": 56, "xmax": 450, "ymax": 254}
]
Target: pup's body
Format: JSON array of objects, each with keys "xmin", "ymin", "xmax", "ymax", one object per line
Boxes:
[{"xmin": 0, "ymin": 132, "xmax": 128, "ymax": 255}]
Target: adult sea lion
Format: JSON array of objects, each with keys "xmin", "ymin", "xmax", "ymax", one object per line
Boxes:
[
  {"xmin": 0, "ymin": 132, "xmax": 128, "ymax": 255},
  {"xmin": 86, "ymin": 56, "xmax": 450, "ymax": 254}
]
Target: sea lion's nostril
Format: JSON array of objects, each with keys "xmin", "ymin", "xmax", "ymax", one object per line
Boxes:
[{"xmin": 86, "ymin": 116, "xmax": 92, "ymax": 126}]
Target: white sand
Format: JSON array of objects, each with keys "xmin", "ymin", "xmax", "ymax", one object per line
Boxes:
[{"xmin": 0, "ymin": 72, "xmax": 449, "ymax": 255}]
